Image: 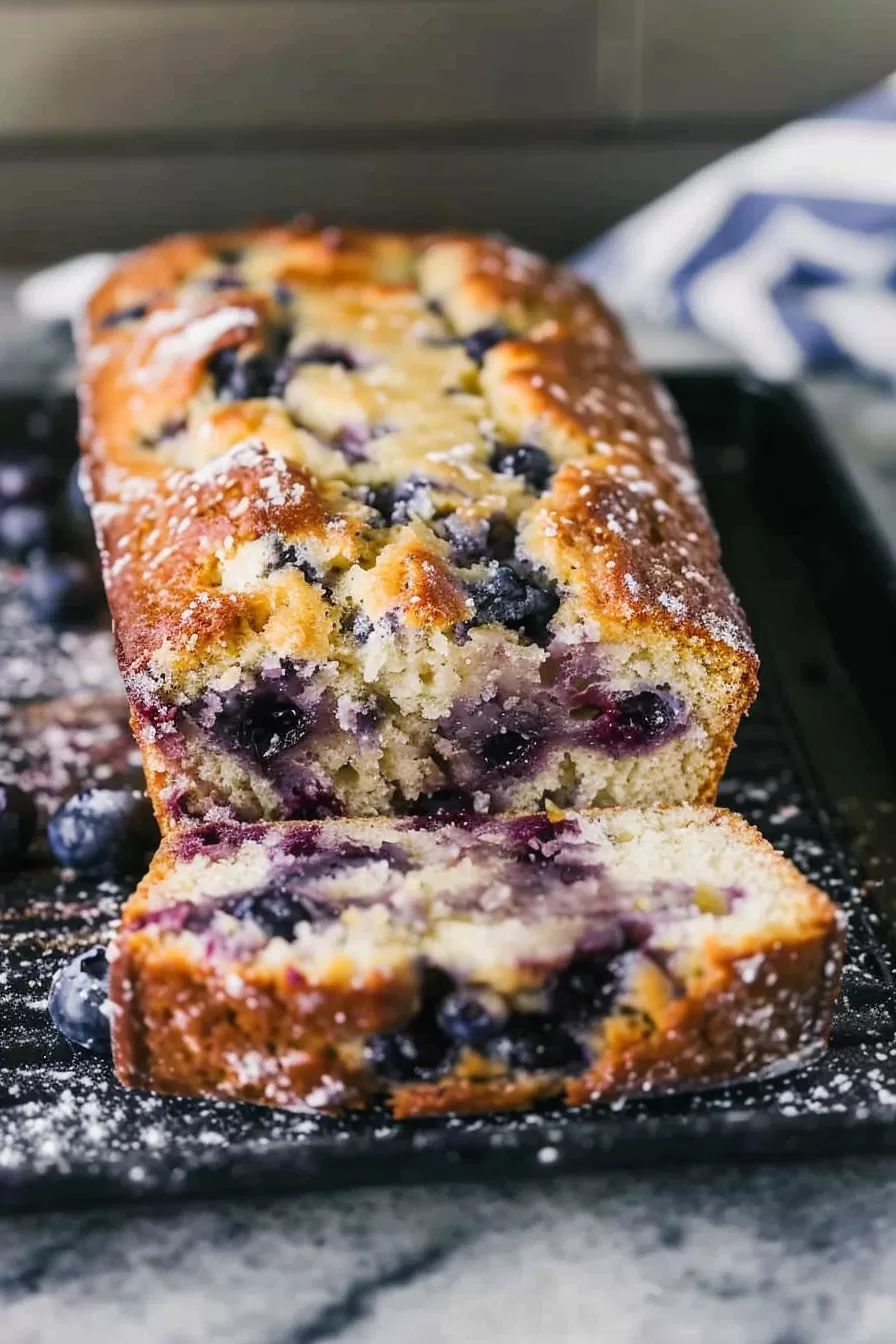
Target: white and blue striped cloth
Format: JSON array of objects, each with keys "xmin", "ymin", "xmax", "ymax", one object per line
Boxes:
[{"xmin": 571, "ymin": 75, "xmax": 896, "ymax": 382}]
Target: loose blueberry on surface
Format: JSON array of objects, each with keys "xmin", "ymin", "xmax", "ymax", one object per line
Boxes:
[
  {"xmin": 497, "ymin": 1017, "xmax": 586, "ymax": 1073},
  {"xmin": 489, "ymin": 443, "xmax": 553, "ymax": 493},
  {"xmin": 0, "ymin": 503, "xmax": 54, "ymax": 561},
  {"xmin": 462, "ymin": 323, "xmax": 511, "ymax": 365},
  {"xmin": 99, "ymin": 304, "xmax": 149, "ymax": 329},
  {"xmin": 0, "ymin": 454, "xmax": 59, "ymax": 506},
  {"xmin": 47, "ymin": 946, "xmax": 111, "ymax": 1053},
  {"xmin": 364, "ymin": 1021, "xmax": 454, "ymax": 1083},
  {"xmin": 222, "ymin": 886, "xmax": 326, "ymax": 940},
  {"xmin": 48, "ymin": 789, "xmax": 159, "ymax": 876},
  {"xmin": 0, "ymin": 782, "xmax": 37, "ymax": 865},
  {"xmin": 588, "ymin": 690, "xmax": 678, "ymax": 755},
  {"xmin": 237, "ymin": 693, "xmax": 311, "ymax": 762},
  {"xmin": 24, "ymin": 555, "xmax": 105, "ymax": 627},
  {"xmin": 467, "ymin": 563, "xmax": 559, "ymax": 642},
  {"xmin": 438, "ymin": 989, "xmax": 507, "ymax": 1047}
]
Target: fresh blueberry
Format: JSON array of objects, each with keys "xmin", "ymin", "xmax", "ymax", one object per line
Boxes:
[
  {"xmin": 0, "ymin": 782, "xmax": 37, "ymax": 865},
  {"xmin": 479, "ymin": 728, "xmax": 537, "ymax": 772},
  {"xmin": 467, "ymin": 563, "xmax": 559, "ymax": 642},
  {"xmin": 438, "ymin": 989, "xmax": 507, "ymax": 1047},
  {"xmin": 462, "ymin": 323, "xmax": 511, "ymax": 365},
  {"xmin": 410, "ymin": 788, "xmax": 475, "ymax": 817},
  {"xmin": 48, "ymin": 789, "xmax": 159, "ymax": 877},
  {"xmin": 364, "ymin": 1021, "xmax": 453, "ymax": 1083},
  {"xmin": 222, "ymin": 886, "xmax": 324, "ymax": 940},
  {"xmin": 489, "ymin": 443, "xmax": 553, "ymax": 493},
  {"xmin": 496, "ymin": 1017, "xmax": 586, "ymax": 1073},
  {"xmin": 24, "ymin": 555, "xmax": 105, "ymax": 627},
  {"xmin": 0, "ymin": 503, "xmax": 55, "ymax": 561},
  {"xmin": 99, "ymin": 304, "xmax": 148, "ymax": 329},
  {"xmin": 0, "ymin": 455, "xmax": 59, "ymax": 506},
  {"xmin": 47, "ymin": 946, "xmax": 111, "ymax": 1053},
  {"xmin": 236, "ymin": 693, "xmax": 311, "ymax": 762},
  {"xmin": 589, "ymin": 691, "xmax": 678, "ymax": 755}
]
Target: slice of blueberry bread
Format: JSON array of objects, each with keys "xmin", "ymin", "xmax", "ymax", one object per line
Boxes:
[
  {"xmin": 109, "ymin": 806, "xmax": 843, "ymax": 1116},
  {"xmin": 79, "ymin": 224, "xmax": 758, "ymax": 827}
]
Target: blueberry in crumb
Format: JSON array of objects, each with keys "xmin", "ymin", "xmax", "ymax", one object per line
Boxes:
[
  {"xmin": 48, "ymin": 946, "xmax": 111, "ymax": 1053},
  {"xmin": 222, "ymin": 886, "xmax": 325, "ymax": 940},
  {"xmin": 497, "ymin": 1017, "xmax": 586, "ymax": 1073},
  {"xmin": 0, "ymin": 782, "xmax": 37, "ymax": 865},
  {"xmin": 438, "ymin": 989, "xmax": 507, "ymax": 1047},
  {"xmin": 467, "ymin": 562, "xmax": 559, "ymax": 642},
  {"xmin": 48, "ymin": 789, "xmax": 159, "ymax": 876},
  {"xmin": 25, "ymin": 555, "xmax": 105, "ymax": 627},
  {"xmin": 364, "ymin": 1021, "xmax": 453, "ymax": 1083},
  {"xmin": 99, "ymin": 303, "xmax": 148, "ymax": 329},
  {"xmin": 410, "ymin": 788, "xmax": 474, "ymax": 817},
  {"xmin": 0, "ymin": 454, "xmax": 59, "ymax": 506},
  {"xmin": 480, "ymin": 728, "xmax": 536, "ymax": 772},
  {"xmin": 237, "ymin": 693, "xmax": 311, "ymax": 762},
  {"xmin": 489, "ymin": 443, "xmax": 552, "ymax": 492},
  {"xmin": 0, "ymin": 503, "xmax": 54, "ymax": 561},
  {"xmin": 551, "ymin": 955, "xmax": 618, "ymax": 1022},
  {"xmin": 294, "ymin": 341, "xmax": 359, "ymax": 372},
  {"xmin": 462, "ymin": 323, "xmax": 511, "ymax": 365}
]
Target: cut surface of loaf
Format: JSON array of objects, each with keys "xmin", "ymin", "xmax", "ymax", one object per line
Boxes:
[
  {"xmin": 110, "ymin": 806, "xmax": 843, "ymax": 1116},
  {"xmin": 79, "ymin": 224, "xmax": 758, "ymax": 828}
]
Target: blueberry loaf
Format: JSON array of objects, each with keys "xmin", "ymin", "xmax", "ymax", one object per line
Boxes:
[
  {"xmin": 79, "ymin": 224, "xmax": 758, "ymax": 828},
  {"xmin": 110, "ymin": 806, "xmax": 843, "ymax": 1116}
]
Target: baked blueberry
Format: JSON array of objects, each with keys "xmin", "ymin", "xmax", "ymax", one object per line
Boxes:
[
  {"xmin": 410, "ymin": 788, "xmax": 475, "ymax": 817},
  {"xmin": 496, "ymin": 1017, "xmax": 586, "ymax": 1073},
  {"xmin": 221, "ymin": 886, "xmax": 324, "ymax": 939},
  {"xmin": 551, "ymin": 955, "xmax": 619, "ymax": 1022},
  {"xmin": 216, "ymin": 247, "xmax": 244, "ymax": 265},
  {"xmin": 0, "ymin": 782, "xmax": 37, "ymax": 865},
  {"xmin": 364, "ymin": 1020, "xmax": 453, "ymax": 1082},
  {"xmin": 480, "ymin": 729, "xmax": 537, "ymax": 772},
  {"xmin": 237, "ymin": 693, "xmax": 311, "ymax": 762},
  {"xmin": 47, "ymin": 946, "xmax": 111, "ymax": 1053},
  {"xmin": 0, "ymin": 503, "xmax": 54, "ymax": 561},
  {"xmin": 24, "ymin": 555, "xmax": 105, "ymax": 627},
  {"xmin": 467, "ymin": 563, "xmax": 559, "ymax": 642},
  {"xmin": 489, "ymin": 443, "xmax": 553, "ymax": 493},
  {"xmin": 368, "ymin": 477, "xmax": 431, "ymax": 526},
  {"xmin": 0, "ymin": 454, "xmax": 59, "ymax": 505},
  {"xmin": 438, "ymin": 513, "xmax": 515, "ymax": 566},
  {"xmin": 463, "ymin": 323, "xmax": 511, "ymax": 365},
  {"xmin": 48, "ymin": 789, "xmax": 159, "ymax": 876},
  {"xmin": 438, "ymin": 989, "xmax": 507, "ymax": 1047},
  {"xmin": 589, "ymin": 691, "xmax": 679, "ymax": 755},
  {"xmin": 294, "ymin": 341, "xmax": 359, "ymax": 371},
  {"xmin": 99, "ymin": 304, "xmax": 148, "ymax": 329}
]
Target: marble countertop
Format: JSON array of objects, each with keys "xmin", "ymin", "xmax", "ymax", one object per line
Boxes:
[
  {"xmin": 3, "ymin": 279, "xmax": 896, "ymax": 1344},
  {"xmin": 5, "ymin": 1157, "xmax": 896, "ymax": 1343}
]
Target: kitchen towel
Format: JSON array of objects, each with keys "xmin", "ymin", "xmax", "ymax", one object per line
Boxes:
[{"xmin": 571, "ymin": 74, "xmax": 896, "ymax": 382}]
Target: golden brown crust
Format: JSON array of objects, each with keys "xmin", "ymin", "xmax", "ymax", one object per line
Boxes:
[{"xmin": 110, "ymin": 808, "xmax": 844, "ymax": 1117}]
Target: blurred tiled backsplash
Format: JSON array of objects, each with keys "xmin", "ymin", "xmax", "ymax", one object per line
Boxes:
[{"xmin": 0, "ymin": 0, "xmax": 892, "ymax": 261}]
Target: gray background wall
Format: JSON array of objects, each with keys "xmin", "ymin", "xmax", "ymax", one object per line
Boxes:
[{"xmin": 0, "ymin": 0, "xmax": 894, "ymax": 262}]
